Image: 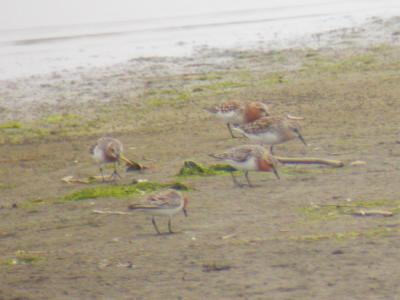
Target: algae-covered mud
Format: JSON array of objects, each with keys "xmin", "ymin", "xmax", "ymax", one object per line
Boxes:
[{"xmin": 1, "ymin": 18, "xmax": 400, "ymax": 300}]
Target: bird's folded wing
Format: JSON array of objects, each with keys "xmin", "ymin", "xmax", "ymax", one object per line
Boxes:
[
  {"xmin": 148, "ymin": 190, "xmax": 181, "ymax": 207},
  {"xmin": 242, "ymin": 116, "xmax": 280, "ymax": 133},
  {"xmin": 128, "ymin": 204, "xmax": 164, "ymax": 210},
  {"xmin": 227, "ymin": 147, "xmax": 254, "ymax": 162}
]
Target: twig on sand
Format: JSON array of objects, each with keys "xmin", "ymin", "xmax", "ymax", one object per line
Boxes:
[
  {"xmin": 286, "ymin": 114, "xmax": 304, "ymax": 120},
  {"xmin": 275, "ymin": 156, "xmax": 344, "ymax": 167},
  {"xmin": 317, "ymin": 204, "xmax": 358, "ymax": 208},
  {"xmin": 352, "ymin": 210, "xmax": 393, "ymax": 217},
  {"xmin": 62, "ymin": 175, "xmax": 114, "ymax": 184},
  {"xmin": 92, "ymin": 209, "xmax": 134, "ymax": 215},
  {"xmin": 313, "ymin": 205, "xmax": 394, "ymax": 217}
]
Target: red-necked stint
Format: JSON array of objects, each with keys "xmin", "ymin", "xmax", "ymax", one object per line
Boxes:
[
  {"xmin": 205, "ymin": 100, "xmax": 270, "ymax": 138},
  {"xmin": 232, "ymin": 116, "xmax": 306, "ymax": 154},
  {"xmin": 243, "ymin": 101, "xmax": 270, "ymax": 123},
  {"xmin": 209, "ymin": 144, "xmax": 280, "ymax": 187},
  {"xmin": 90, "ymin": 137, "xmax": 143, "ymax": 181},
  {"xmin": 129, "ymin": 189, "xmax": 188, "ymax": 234}
]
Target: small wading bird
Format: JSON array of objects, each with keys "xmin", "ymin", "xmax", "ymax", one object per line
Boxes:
[
  {"xmin": 205, "ymin": 100, "xmax": 270, "ymax": 138},
  {"xmin": 90, "ymin": 137, "xmax": 144, "ymax": 181},
  {"xmin": 128, "ymin": 189, "xmax": 188, "ymax": 234},
  {"xmin": 232, "ymin": 116, "xmax": 306, "ymax": 154},
  {"xmin": 209, "ymin": 144, "xmax": 280, "ymax": 187}
]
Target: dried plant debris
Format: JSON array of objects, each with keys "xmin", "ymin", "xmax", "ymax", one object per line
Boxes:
[
  {"xmin": 352, "ymin": 209, "xmax": 393, "ymax": 217},
  {"xmin": 178, "ymin": 160, "xmax": 236, "ymax": 177},
  {"xmin": 203, "ymin": 261, "xmax": 232, "ymax": 272}
]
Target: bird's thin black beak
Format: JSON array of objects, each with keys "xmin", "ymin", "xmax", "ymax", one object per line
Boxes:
[
  {"xmin": 272, "ymin": 165, "xmax": 280, "ymax": 180},
  {"xmin": 296, "ymin": 131, "xmax": 307, "ymax": 146},
  {"xmin": 183, "ymin": 208, "xmax": 188, "ymax": 217}
]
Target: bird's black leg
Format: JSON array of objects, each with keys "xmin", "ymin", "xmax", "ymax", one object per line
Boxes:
[
  {"xmin": 168, "ymin": 218, "xmax": 173, "ymax": 234},
  {"xmin": 227, "ymin": 123, "xmax": 236, "ymax": 138},
  {"xmin": 244, "ymin": 171, "xmax": 254, "ymax": 187},
  {"xmin": 100, "ymin": 165, "xmax": 105, "ymax": 182},
  {"xmin": 231, "ymin": 172, "xmax": 244, "ymax": 188},
  {"xmin": 272, "ymin": 165, "xmax": 280, "ymax": 180},
  {"xmin": 152, "ymin": 217, "xmax": 161, "ymax": 234},
  {"xmin": 270, "ymin": 145, "xmax": 274, "ymax": 155},
  {"xmin": 111, "ymin": 162, "xmax": 122, "ymax": 180}
]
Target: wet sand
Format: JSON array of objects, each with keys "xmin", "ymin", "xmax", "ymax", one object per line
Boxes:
[{"xmin": 0, "ymin": 17, "xmax": 400, "ymax": 300}]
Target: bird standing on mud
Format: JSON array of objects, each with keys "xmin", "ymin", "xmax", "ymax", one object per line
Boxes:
[
  {"xmin": 209, "ymin": 144, "xmax": 280, "ymax": 187},
  {"xmin": 232, "ymin": 116, "xmax": 306, "ymax": 154},
  {"xmin": 205, "ymin": 100, "xmax": 270, "ymax": 138},
  {"xmin": 90, "ymin": 137, "xmax": 144, "ymax": 181},
  {"xmin": 128, "ymin": 189, "xmax": 188, "ymax": 234}
]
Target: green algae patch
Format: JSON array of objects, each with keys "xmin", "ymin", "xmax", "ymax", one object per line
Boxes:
[
  {"xmin": 210, "ymin": 164, "xmax": 237, "ymax": 173},
  {"xmin": 0, "ymin": 121, "xmax": 23, "ymax": 129},
  {"xmin": 177, "ymin": 161, "xmax": 236, "ymax": 177},
  {"xmin": 19, "ymin": 198, "xmax": 52, "ymax": 210},
  {"xmin": 0, "ymin": 114, "xmax": 98, "ymax": 145},
  {"xmin": 351, "ymin": 199, "xmax": 400, "ymax": 210},
  {"xmin": 0, "ymin": 250, "xmax": 45, "ymax": 267},
  {"xmin": 146, "ymin": 89, "xmax": 192, "ymax": 108},
  {"xmin": 199, "ymin": 81, "xmax": 247, "ymax": 91},
  {"xmin": 259, "ymin": 72, "xmax": 288, "ymax": 86},
  {"xmin": 42, "ymin": 114, "xmax": 80, "ymax": 124},
  {"xmin": 0, "ymin": 183, "xmax": 14, "ymax": 190},
  {"xmin": 60, "ymin": 181, "xmax": 189, "ymax": 202},
  {"xmin": 198, "ymin": 72, "xmax": 224, "ymax": 81}
]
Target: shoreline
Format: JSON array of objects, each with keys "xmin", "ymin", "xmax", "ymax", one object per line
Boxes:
[
  {"xmin": 2, "ymin": 1, "xmax": 399, "ymax": 80},
  {"xmin": 0, "ymin": 16, "xmax": 399, "ymax": 125}
]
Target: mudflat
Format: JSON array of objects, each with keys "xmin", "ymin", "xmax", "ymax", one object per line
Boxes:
[{"xmin": 0, "ymin": 18, "xmax": 400, "ymax": 300}]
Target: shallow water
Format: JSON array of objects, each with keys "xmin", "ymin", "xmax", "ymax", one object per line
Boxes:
[{"xmin": 0, "ymin": 0, "xmax": 399, "ymax": 79}]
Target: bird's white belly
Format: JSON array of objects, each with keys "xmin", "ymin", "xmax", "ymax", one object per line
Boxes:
[
  {"xmin": 92, "ymin": 147, "xmax": 105, "ymax": 163},
  {"xmin": 144, "ymin": 204, "xmax": 183, "ymax": 217},
  {"xmin": 217, "ymin": 111, "xmax": 242, "ymax": 124},
  {"xmin": 248, "ymin": 131, "xmax": 282, "ymax": 145},
  {"xmin": 226, "ymin": 157, "xmax": 257, "ymax": 171}
]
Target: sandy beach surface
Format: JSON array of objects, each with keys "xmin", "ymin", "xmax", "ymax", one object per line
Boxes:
[{"xmin": 0, "ymin": 15, "xmax": 400, "ymax": 299}]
